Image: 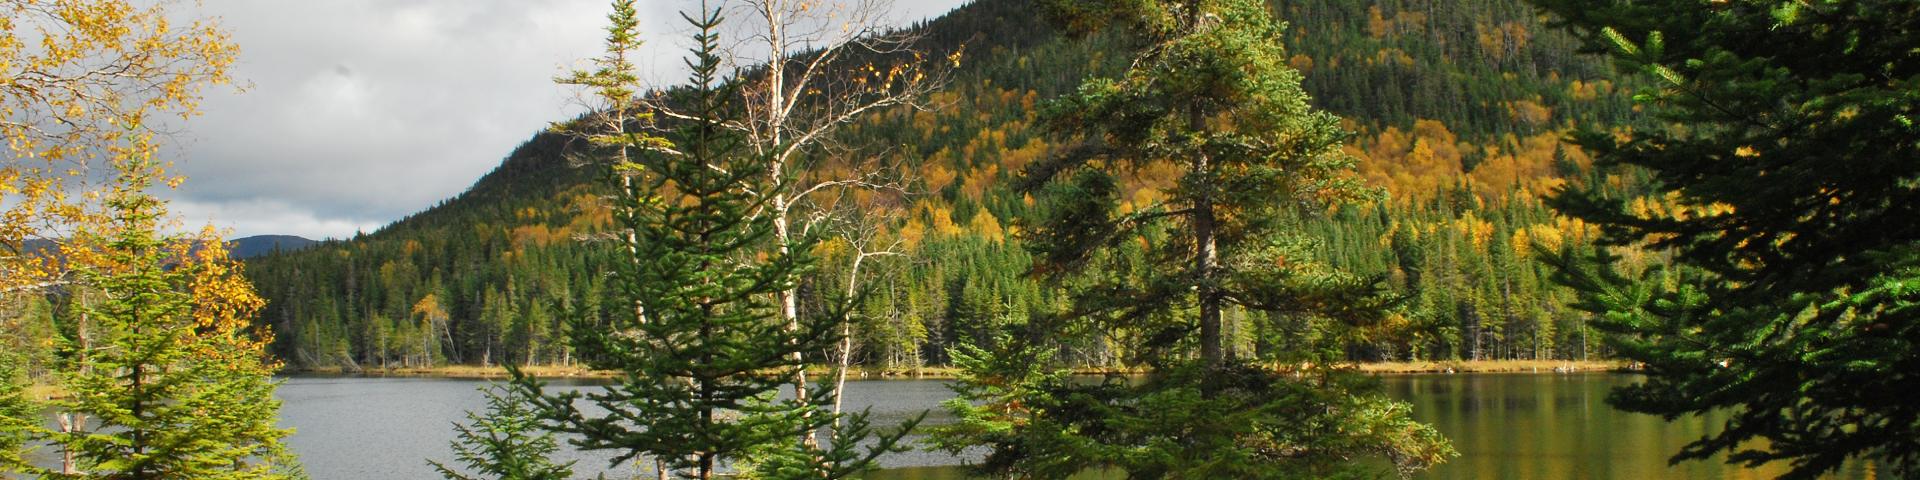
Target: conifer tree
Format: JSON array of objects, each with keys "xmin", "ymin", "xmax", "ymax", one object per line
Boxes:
[
  {"xmin": 431, "ymin": 384, "xmax": 573, "ymax": 480},
  {"xmin": 936, "ymin": 0, "xmax": 1453, "ymax": 477},
  {"xmin": 0, "ymin": 352, "xmax": 32, "ymax": 472},
  {"xmin": 1534, "ymin": 0, "xmax": 1920, "ymax": 477},
  {"xmin": 514, "ymin": 3, "xmax": 912, "ymax": 479},
  {"xmin": 7, "ymin": 146, "xmax": 296, "ymax": 479}
]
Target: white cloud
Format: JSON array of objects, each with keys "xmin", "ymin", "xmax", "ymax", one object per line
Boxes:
[{"xmin": 169, "ymin": 197, "xmax": 382, "ymax": 241}]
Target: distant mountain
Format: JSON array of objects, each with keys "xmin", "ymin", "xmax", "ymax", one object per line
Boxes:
[
  {"xmin": 20, "ymin": 238, "xmax": 56, "ymax": 256},
  {"xmin": 14, "ymin": 235, "xmax": 315, "ymax": 260},
  {"xmin": 228, "ymin": 235, "xmax": 318, "ymax": 259}
]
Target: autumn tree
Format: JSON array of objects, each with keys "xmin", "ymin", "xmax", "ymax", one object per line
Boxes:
[
  {"xmin": 1535, "ymin": 0, "xmax": 1920, "ymax": 478},
  {"xmin": 937, "ymin": 0, "xmax": 1453, "ymax": 477},
  {"xmin": 412, "ymin": 293, "xmax": 451, "ymax": 367},
  {"xmin": 0, "ymin": 0, "xmax": 238, "ymax": 296},
  {"xmin": 694, "ymin": 0, "xmax": 953, "ymax": 447}
]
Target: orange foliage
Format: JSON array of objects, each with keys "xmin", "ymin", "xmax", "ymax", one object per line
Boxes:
[
  {"xmin": 1568, "ymin": 79, "xmax": 1612, "ymax": 101},
  {"xmin": 1366, "ymin": 7, "xmax": 1427, "ymax": 39},
  {"xmin": 1001, "ymin": 138, "xmax": 1046, "ymax": 175},
  {"xmin": 511, "ymin": 224, "xmax": 563, "ymax": 249},
  {"xmin": 1353, "ymin": 119, "xmax": 1465, "ymax": 204},
  {"xmin": 1288, "ymin": 54, "xmax": 1314, "ymax": 74},
  {"xmin": 1476, "ymin": 21, "xmax": 1533, "ymax": 61},
  {"xmin": 1467, "ymin": 132, "xmax": 1582, "ymax": 201},
  {"xmin": 960, "ymin": 163, "xmax": 999, "ymax": 201},
  {"xmin": 1505, "ymin": 99, "xmax": 1553, "ymax": 127}
]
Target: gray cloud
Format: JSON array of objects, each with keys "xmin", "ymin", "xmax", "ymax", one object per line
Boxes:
[{"xmin": 168, "ymin": 0, "xmax": 967, "ymax": 240}]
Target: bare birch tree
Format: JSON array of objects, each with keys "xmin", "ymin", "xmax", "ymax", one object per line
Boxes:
[
  {"xmin": 823, "ymin": 210, "xmax": 907, "ymax": 424},
  {"xmin": 714, "ymin": 0, "xmax": 954, "ymax": 447}
]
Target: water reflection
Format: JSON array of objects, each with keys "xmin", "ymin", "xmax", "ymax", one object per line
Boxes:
[
  {"xmin": 1383, "ymin": 373, "xmax": 1872, "ymax": 480},
  {"xmin": 274, "ymin": 373, "xmax": 1875, "ymax": 480}
]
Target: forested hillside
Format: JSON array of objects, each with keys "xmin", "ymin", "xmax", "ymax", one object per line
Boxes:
[{"xmin": 243, "ymin": 0, "xmax": 1649, "ymax": 369}]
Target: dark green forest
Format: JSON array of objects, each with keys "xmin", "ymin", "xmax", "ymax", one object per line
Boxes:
[{"xmin": 241, "ymin": 0, "xmax": 1650, "ymax": 370}]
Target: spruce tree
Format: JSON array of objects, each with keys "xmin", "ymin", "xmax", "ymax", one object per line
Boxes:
[
  {"xmin": 514, "ymin": 3, "xmax": 911, "ymax": 479},
  {"xmin": 934, "ymin": 0, "xmax": 1453, "ymax": 478},
  {"xmin": 1533, "ymin": 0, "xmax": 1920, "ymax": 477}
]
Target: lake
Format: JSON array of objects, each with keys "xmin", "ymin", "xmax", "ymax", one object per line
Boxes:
[{"xmin": 275, "ymin": 373, "xmax": 1879, "ymax": 479}]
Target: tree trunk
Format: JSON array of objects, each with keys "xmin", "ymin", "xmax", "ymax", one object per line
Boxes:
[
  {"xmin": 1191, "ymin": 98, "xmax": 1223, "ymax": 368},
  {"xmin": 60, "ymin": 309, "xmax": 91, "ymax": 475},
  {"xmin": 757, "ymin": 0, "xmax": 820, "ymax": 449}
]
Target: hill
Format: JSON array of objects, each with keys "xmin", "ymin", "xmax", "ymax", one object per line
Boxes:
[
  {"xmin": 229, "ymin": 235, "xmax": 318, "ymax": 259},
  {"xmin": 242, "ymin": 0, "xmax": 1644, "ymax": 369}
]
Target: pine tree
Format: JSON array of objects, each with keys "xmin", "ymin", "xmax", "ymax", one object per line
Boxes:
[
  {"xmin": 935, "ymin": 0, "xmax": 1453, "ymax": 477},
  {"xmin": 431, "ymin": 384, "xmax": 573, "ymax": 480},
  {"xmin": 1534, "ymin": 0, "xmax": 1920, "ymax": 477},
  {"xmin": 513, "ymin": 4, "xmax": 912, "ymax": 479}
]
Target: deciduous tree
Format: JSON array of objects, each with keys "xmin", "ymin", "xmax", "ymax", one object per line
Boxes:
[{"xmin": 0, "ymin": 0, "xmax": 237, "ymax": 296}]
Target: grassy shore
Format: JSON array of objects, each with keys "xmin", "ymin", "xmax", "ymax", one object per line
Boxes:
[
  {"xmin": 1355, "ymin": 360, "xmax": 1620, "ymax": 374},
  {"xmin": 287, "ymin": 359, "xmax": 1625, "ymax": 380}
]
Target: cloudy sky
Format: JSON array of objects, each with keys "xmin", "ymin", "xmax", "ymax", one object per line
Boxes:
[{"xmin": 167, "ymin": 0, "xmax": 969, "ymax": 240}]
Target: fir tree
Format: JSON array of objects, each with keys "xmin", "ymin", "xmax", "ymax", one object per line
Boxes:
[
  {"xmin": 1534, "ymin": 0, "xmax": 1920, "ymax": 478},
  {"xmin": 937, "ymin": 0, "xmax": 1454, "ymax": 477}
]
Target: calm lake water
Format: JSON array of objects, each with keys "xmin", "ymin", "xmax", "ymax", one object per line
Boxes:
[{"xmin": 275, "ymin": 373, "xmax": 1878, "ymax": 479}]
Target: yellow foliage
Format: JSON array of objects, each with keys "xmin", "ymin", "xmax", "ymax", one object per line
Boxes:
[
  {"xmin": 1, "ymin": 0, "xmax": 236, "ymax": 294},
  {"xmin": 1002, "ymin": 138, "xmax": 1046, "ymax": 175},
  {"xmin": 1454, "ymin": 212, "xmax": 1495, "ymax": 250},
  {"xmin": 1467, "ymin": 132, "xmax": 1576, "ymax": 201},
  {"xmin": 1569, "ymin": 79, "xmax": 1609, "ymax": 101},
  {"xmin": 183, "ymin": 227, "xmax": 276, "ymax": 370},
  {"xmin": 1505, "ymin": 99, "xmax": 1553, "ymax": 127},
  {"xmin": 1366, "ymin": 6, "xmax": 1427, "ymax": 39},
  {"xmin": 923, "ymin": 161, "xmax": 958, "ymax": 193},
  {"xmin": 1476, "ymin": 21, "xmax": 1532, "ymax": 61},
  {"xmin": 1373, "ymin": 48, "xmax": 1415, "ymax": 67},
  {"xmin": 922, "ymin": 204, "xmax": 962, "ymax": 238},
  {"xmin": 898, "ymin": 216, "xmax": 927, "ymax": 249},
  {"xmin": 1354, "ymin": 119, "xmax": 1465, "ymax": 205},
  {"xmin": 968, "ymin": 210, "xmax": 1005, "ymax": 242}
]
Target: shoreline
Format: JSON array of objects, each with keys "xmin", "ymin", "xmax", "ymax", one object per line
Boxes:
[{"xmin": 283, "ymin": 359, "xmax": 1624, "ymax": 380}]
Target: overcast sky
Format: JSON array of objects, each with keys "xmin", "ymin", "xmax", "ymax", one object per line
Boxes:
[{"xmin": 166, "ymin": 0, "xmax": 969, "ymax": 240}]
